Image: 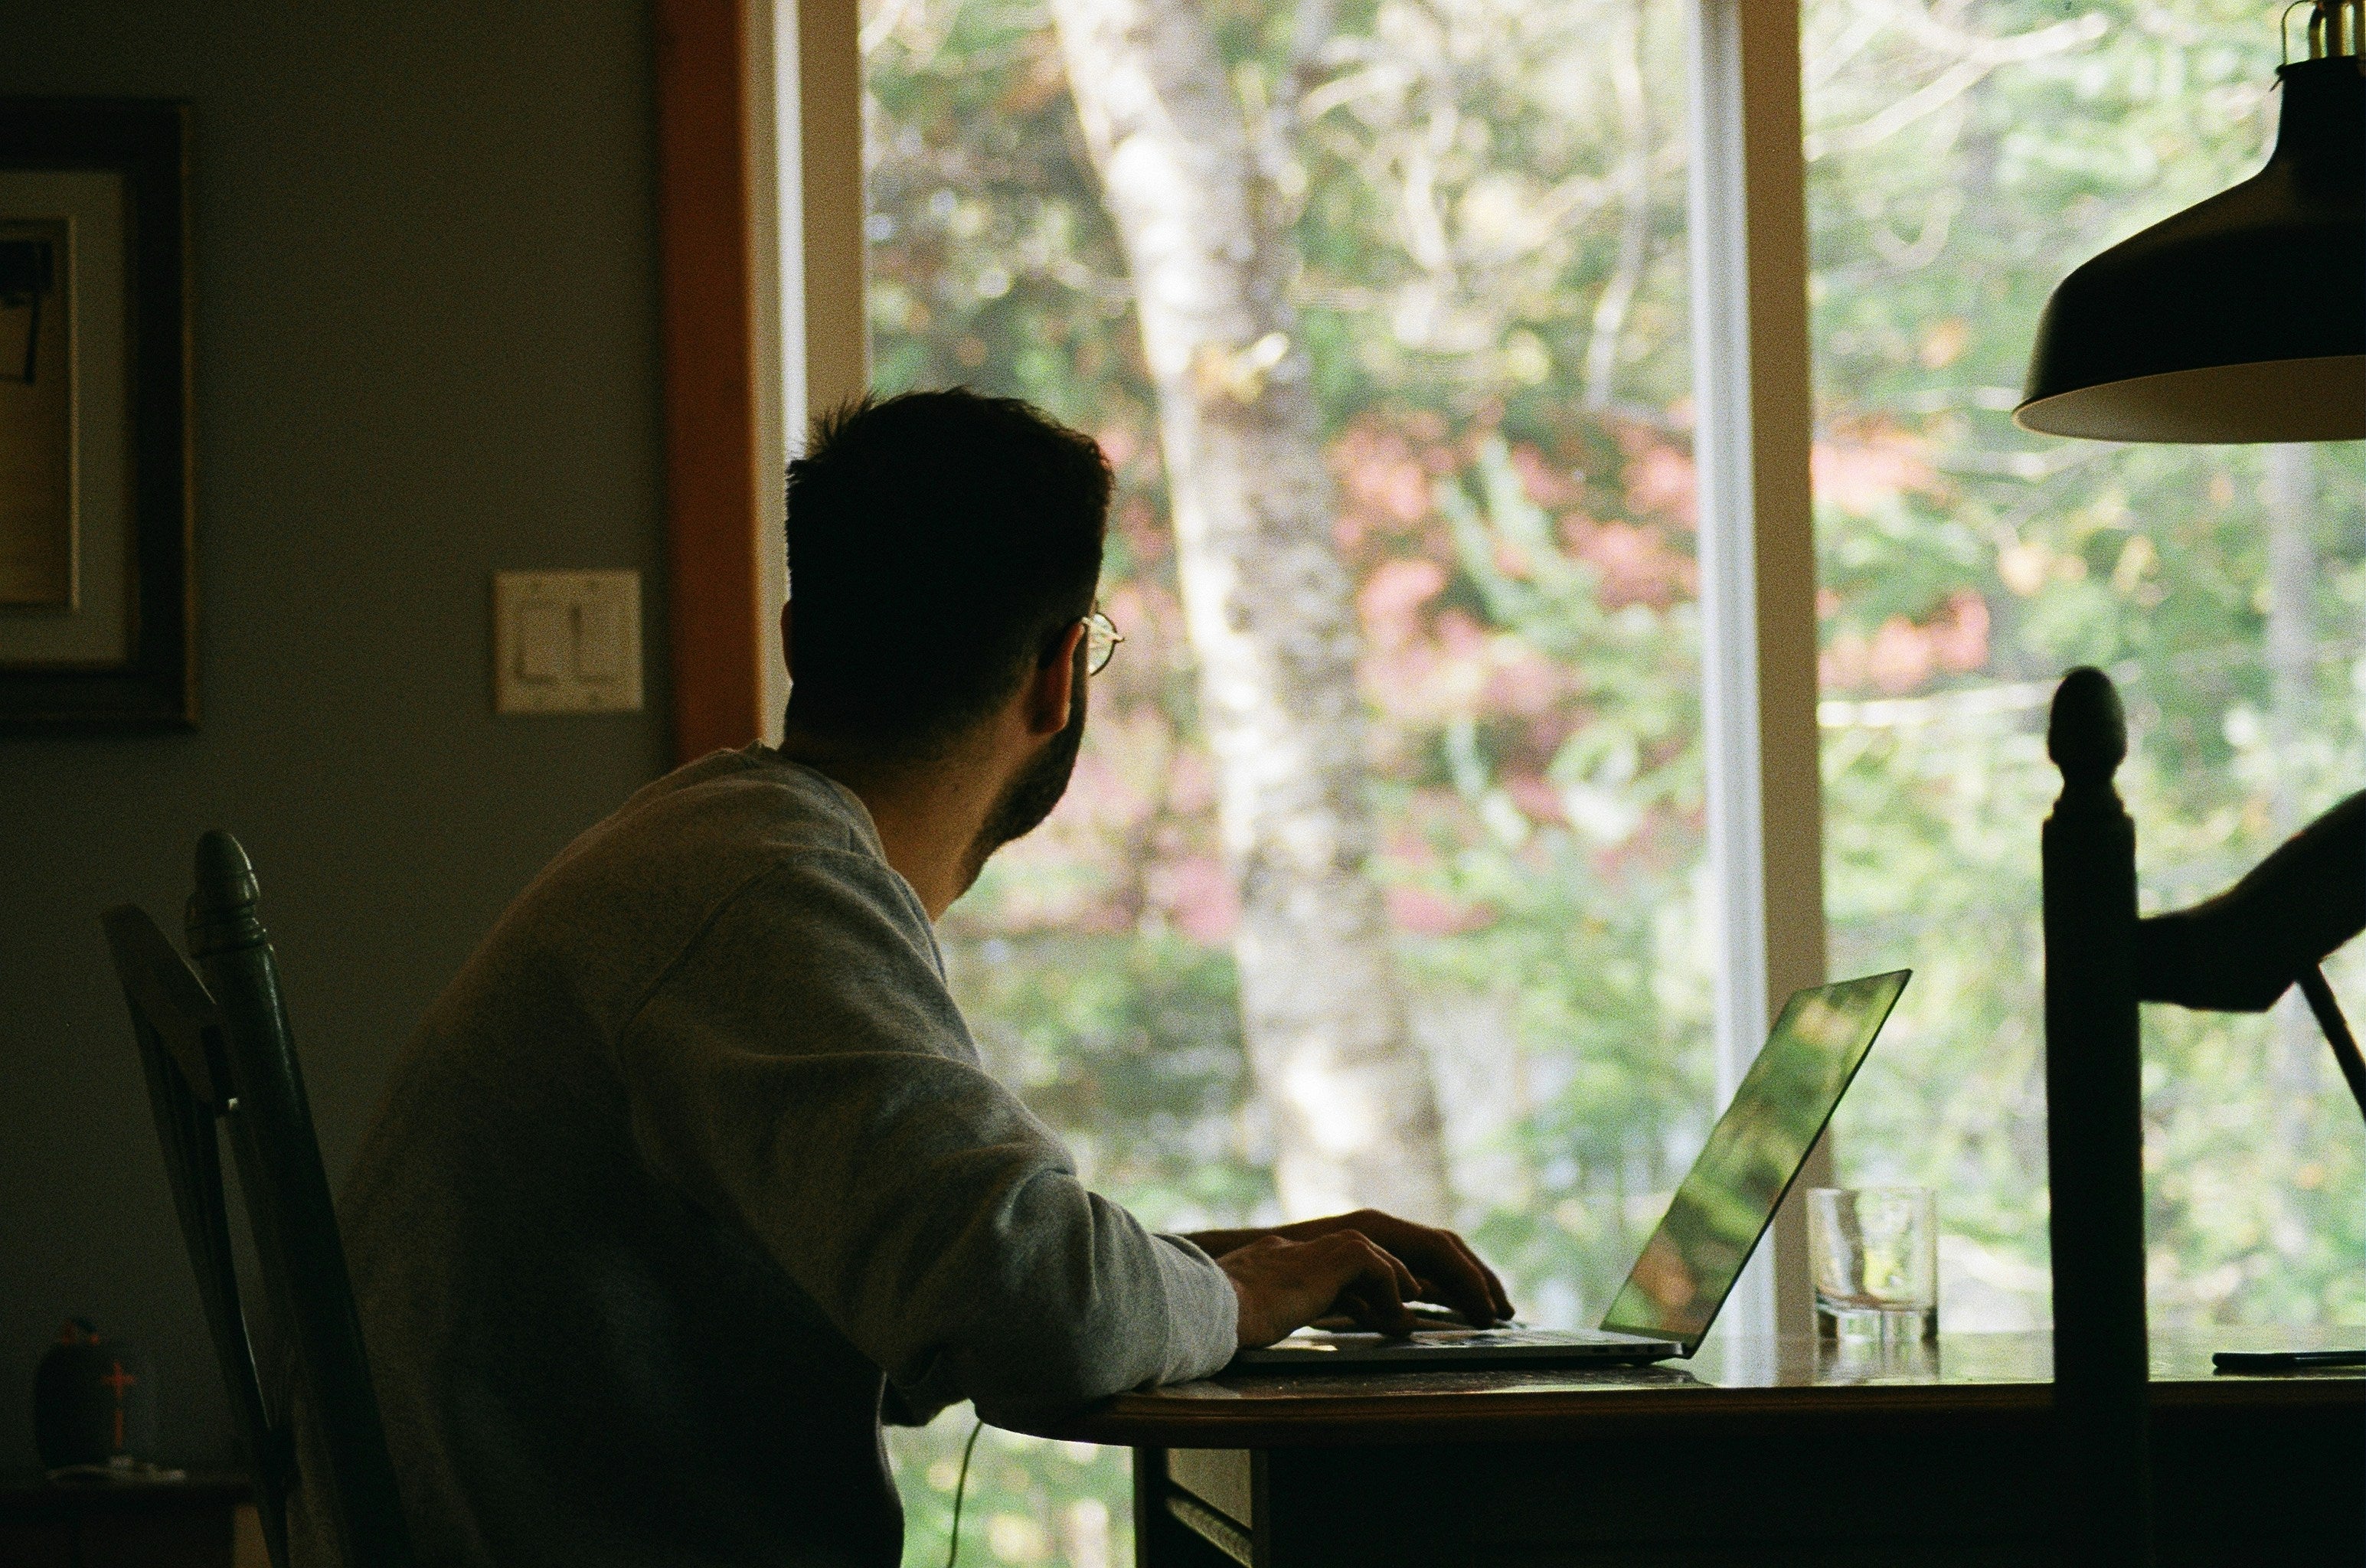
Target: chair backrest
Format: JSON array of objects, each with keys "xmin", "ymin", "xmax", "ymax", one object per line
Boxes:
[
  {"xmin": 2042, "ymin": 668, "xmax": 2364, "ymax": 1567},
  {"xmin": 100, "ymin": 830, "xmax": 413, "ymax": 1568},
  {"xmin": 2039, "ymin": 668, "xmax": 2153, "ymax": 1566}
]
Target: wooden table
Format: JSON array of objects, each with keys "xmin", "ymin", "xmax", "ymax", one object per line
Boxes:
[
  {"xmin": 1015, "ymin": 1328, "xmax": 2364, "ymax": 1566},
  {"xmin": 0, "ymin": 1472, "xmax": 259, "ymax": 1568}
]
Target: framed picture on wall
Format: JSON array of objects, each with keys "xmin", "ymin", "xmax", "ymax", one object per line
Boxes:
[{"xmin": 0, "ymin": 99, "xmax": 192, "ymax": 730}]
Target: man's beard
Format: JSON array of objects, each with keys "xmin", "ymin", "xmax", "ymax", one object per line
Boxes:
[{"xmin": 961, "ymin": 665, "xmax": 1087, "ymax": 890}]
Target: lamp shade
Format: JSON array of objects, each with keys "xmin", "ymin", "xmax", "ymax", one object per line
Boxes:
[{"xmin": 2016, "ymin": 57, "xmax": 2364, "ymax": 443}]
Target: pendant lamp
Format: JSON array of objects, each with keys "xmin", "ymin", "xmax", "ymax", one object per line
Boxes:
[{"xmin": 2016, "ymin": 2, "xmax": 2364, "ymax": 443}]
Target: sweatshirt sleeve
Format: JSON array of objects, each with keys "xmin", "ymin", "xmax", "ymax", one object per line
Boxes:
[{"xmin": 611, "ymin": 850, "xmax": 1239, "ymax": 1424}]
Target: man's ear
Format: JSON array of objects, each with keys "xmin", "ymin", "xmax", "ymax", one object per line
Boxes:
[
  {"xmin": 779, "ymin": 601, "xmax": 796, "ymax": 680},
  {"xmin": 1025, "ymin": 621, "xmax": 1087, "ymax": 737}
]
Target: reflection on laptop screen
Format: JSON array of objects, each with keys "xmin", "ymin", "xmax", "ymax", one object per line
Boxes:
[{"xmin": 1600, "ymin": 970, "xmax": 1909, "ymax": 1354}]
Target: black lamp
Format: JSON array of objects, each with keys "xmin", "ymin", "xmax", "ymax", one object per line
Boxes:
[{"xmin": 2016, "ymin": 1, "xmax": 2364, "ymax": 442}]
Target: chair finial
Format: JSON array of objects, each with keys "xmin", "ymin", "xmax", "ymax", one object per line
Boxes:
[
  {"xmin": 188, "ymin": 830, "xmax": 264, "ymax": 956},
  {"xmin": 2047, "ymin": 667, "xmax": 2126, "ymax": 789}
]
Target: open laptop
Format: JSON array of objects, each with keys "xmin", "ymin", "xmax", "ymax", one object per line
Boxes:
[{"xmin": 1232, "ymin": 969, "xmax": 1910, "ymax": 1369}]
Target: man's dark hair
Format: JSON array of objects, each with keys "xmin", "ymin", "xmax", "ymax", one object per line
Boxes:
[{"xmin": 784, "ymin": 388, "xmax": 1110, "ymax": 757}]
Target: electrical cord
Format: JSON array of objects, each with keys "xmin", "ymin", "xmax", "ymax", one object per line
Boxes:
[{"xmin": 944, "ymin": 1417, "xmax": 985, "ymax": 1568}]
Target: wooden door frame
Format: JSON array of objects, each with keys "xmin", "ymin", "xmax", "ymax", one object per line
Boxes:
[
  {"xmin": 656, "ymin": 0, "xmax": 766, "ymax": 763},
  {"xmin": 655, "ymin": 0, "xmax": 864, "ymax": 766}
]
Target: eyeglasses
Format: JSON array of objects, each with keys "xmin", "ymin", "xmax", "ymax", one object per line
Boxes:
[{"xmin": 1083, "ymin": 608, "xmax": 1124, "ymax": 676}]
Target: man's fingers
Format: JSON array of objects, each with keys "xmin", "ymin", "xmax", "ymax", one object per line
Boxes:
[
  {"xmin": 1391, "ymin": 1226, "xmax": 1502, "ymax": 1326},
  {"xmin": 1338, "ymin": 1289, "xmax": 1419, "ymax": 1335},
  {"xmin": 1224, "ymin": 1214, "xmax": 1516, "ymax": 1348},
  {"xmin": 1356, "ymin": 1235, "xmax": 1422, "ymax": 1303},
  {"xmin": 1323, "ymin": 1234, "xmax": 1419, "ymax": 1332},
  {"xmin": 1426, "ymin": 1248, "xmax": 1501, "ymax": 1326},
  {"xmin": 1319, "ymin": 1230, "xmax": 1417, "ymax": 1295},
  {"xmin": 1335, "ymin": 1279, "xmax": 1420, "ymax": 1335},
  {"xmin": 1436, "ymin": 1227, "xmax": 1513, "ymax": 1317},
  {"xmin": 1444, "ymin": 1231, "xmax": 1516, "ymax": 1320},
  {"xmin": 1361, "ymin": 1212, "xmax": 1515, "ymax": 1324}
]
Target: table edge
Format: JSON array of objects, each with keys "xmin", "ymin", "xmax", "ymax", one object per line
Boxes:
[{"xmin": 1014, "ymin": 1373, "xmax": 2364, "ymax": 1448}]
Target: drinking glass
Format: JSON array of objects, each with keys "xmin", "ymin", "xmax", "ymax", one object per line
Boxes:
[{"xmin": 1809, "ymin": 1186, "xmax": 1937, "ymax": 1341}]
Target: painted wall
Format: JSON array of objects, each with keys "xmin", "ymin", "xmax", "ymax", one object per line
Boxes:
[{"xmin": 2, "ymin": 4, "xmax": 670, "ymax": 1468}]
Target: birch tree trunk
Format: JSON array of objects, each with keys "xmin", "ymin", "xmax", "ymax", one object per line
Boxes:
[{"xmin": 1047, "ymin": 0, "xmax": 1452, "ymax": 1222}]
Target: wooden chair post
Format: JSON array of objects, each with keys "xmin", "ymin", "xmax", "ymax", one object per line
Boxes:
[
  {"xmin": 182, "ymin": 831, "xmax": 413, "ymax": 1568},
  {"xmin": 100, "ymin": 904, "xmax": 283, "ymax": 1561},
  {"xmin": 2042, "ymin": 668, "xmax": 2153, "ymax": 1566}
]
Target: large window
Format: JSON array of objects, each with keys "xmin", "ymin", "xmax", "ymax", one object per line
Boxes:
[
  {"xmin": 787, "ymin": 1, "xmax": 2365, "ymax": 1560},
  {"xmin": 1807, "ymin": 1, "xmax": 2366, "ymax": 1331},
  {"xmin": 863, "ymin": 0, "xmax": 1724, "ymax": 1558}
]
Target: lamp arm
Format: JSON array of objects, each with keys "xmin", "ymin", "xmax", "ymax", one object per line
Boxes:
[{"xmin": 2135, "ymin": 792, "xmax": 2364, "ymax": 1011}]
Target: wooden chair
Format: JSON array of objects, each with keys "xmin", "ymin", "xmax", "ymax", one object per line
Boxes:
[
  {"xmin": 99, "ymin": 831, "xmax": 413, "ymax": 1568},
  {"xmin": 2043, "ymin": 668, "xmax": 2364, "ymax": 1567}
]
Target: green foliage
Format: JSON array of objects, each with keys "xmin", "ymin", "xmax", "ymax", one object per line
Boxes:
[
  {"xmin": 864, "ymin": 1, "xmax": 2366, "ymax": 1558},
  {"xmin": 946, "ymin": 928, "xmax": 1273, "ymax": 1229},
  {"xmin": 890, "ymin": 1417, "xmax": 1133, "ymax": 1568},
  {"xmin": 1416, "ymin": 436, "xmax": 1713, "ymax": 1305},
  {"xmin": 1804, "ymin": 0, "xmax": 2366, "ymax": 1329}
]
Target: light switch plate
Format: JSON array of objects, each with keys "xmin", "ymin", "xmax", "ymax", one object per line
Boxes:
[{"xmin": 494, "ymin": 570, "xmax": 643, "ymax": 714}]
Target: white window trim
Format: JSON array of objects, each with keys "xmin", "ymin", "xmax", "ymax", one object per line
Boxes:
[
  {"xmin": 1687, "ymin": 0, "xmax": 1831, "ymax": 1348},
  {"xmin": 768, "ymin": 0, "xmax": 1831, "ymax": 1344},
  {"xmin": 748, "ymin": 0, "xmax": 790, "ymax": 743},
  {"xmin": 763, "ymin": 0, "xmax": 869, "ymax": 742}
]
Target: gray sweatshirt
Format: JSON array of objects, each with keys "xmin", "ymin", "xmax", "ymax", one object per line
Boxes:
[{"xmin": 289, "ymin": 746, "xmax": 1238, "ymax": 1567}]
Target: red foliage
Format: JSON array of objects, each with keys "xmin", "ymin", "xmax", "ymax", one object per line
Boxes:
[
  {"xmin": 1149, "ymin": 854, "xmax": 1240, "ymax": 943},
  {"xmin": 1558, "ymin": 517, "xmax": 1696, "ymax": 609},
  {"xmin": 1480, "ymin": 644, "xmax": 1564, "ymax": 718},
  {"xmin": 1820, "ymin": 589, "xmax": 1991, "ymax": 694},
  {"xmin": 1617, "ymin": 426, "xmax": 1698, "ymax": 528},
  {"xmin": 988, "ymin": 406, "xmax": 1717, "ymax": 944},
  {"xmin": 1386, "ymin": 884, "xmax": 1496, "ymax": 936},
  {"xmin": 1094, "ymin": 422, "xmax": 1141, "ymax": 469},
  {"xmin": 1332, "ymin": 422, "xmax": 1443, "ymax": 547},
  {"xmin": 1508, "ymin": 442, "xmax": 1583, "ymax": 508},
  {"xmin": 1358, "ymin": 558, "xmax": 1449, "ymax": 652},
  {"xmin": 1812, "ymin": 423, "xmax": 1942, "ymax": 517},
  {"xmin": 1502, "ymin": 772, "xmax": 1566, "ymax": 826},
  {"xmin": 1115, "ymin": 494, "xmax": 1168, "ymax": 562}
]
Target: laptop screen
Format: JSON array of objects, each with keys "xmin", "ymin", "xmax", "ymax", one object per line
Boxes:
[{"xmin": 1599, "ymin": 969, "xmax": 1910, "ymax": 1354}]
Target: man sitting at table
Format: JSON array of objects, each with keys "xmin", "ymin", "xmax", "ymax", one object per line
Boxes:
[{"xmin": 292, "ymin": 388, "xmax": 1512, "ymax": 1568}]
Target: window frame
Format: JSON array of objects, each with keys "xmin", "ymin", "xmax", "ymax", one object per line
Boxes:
[
  {"xmin": 1685, "ymin": 0, "xmax": 1830, "ymax": 1341},
  {"xmin": 655, "ymin": 0, "xmax": 771, "ymax": 760}
]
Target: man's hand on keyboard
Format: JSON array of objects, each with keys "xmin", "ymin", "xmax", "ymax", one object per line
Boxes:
[
  {"xmin": 1195, "ymin": 1210, "xmax": 1515, "ymax": 1349},
  {"xmin": 1217, "ymin": 1229, "xmax": 1423, "ymax": 1348}
]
